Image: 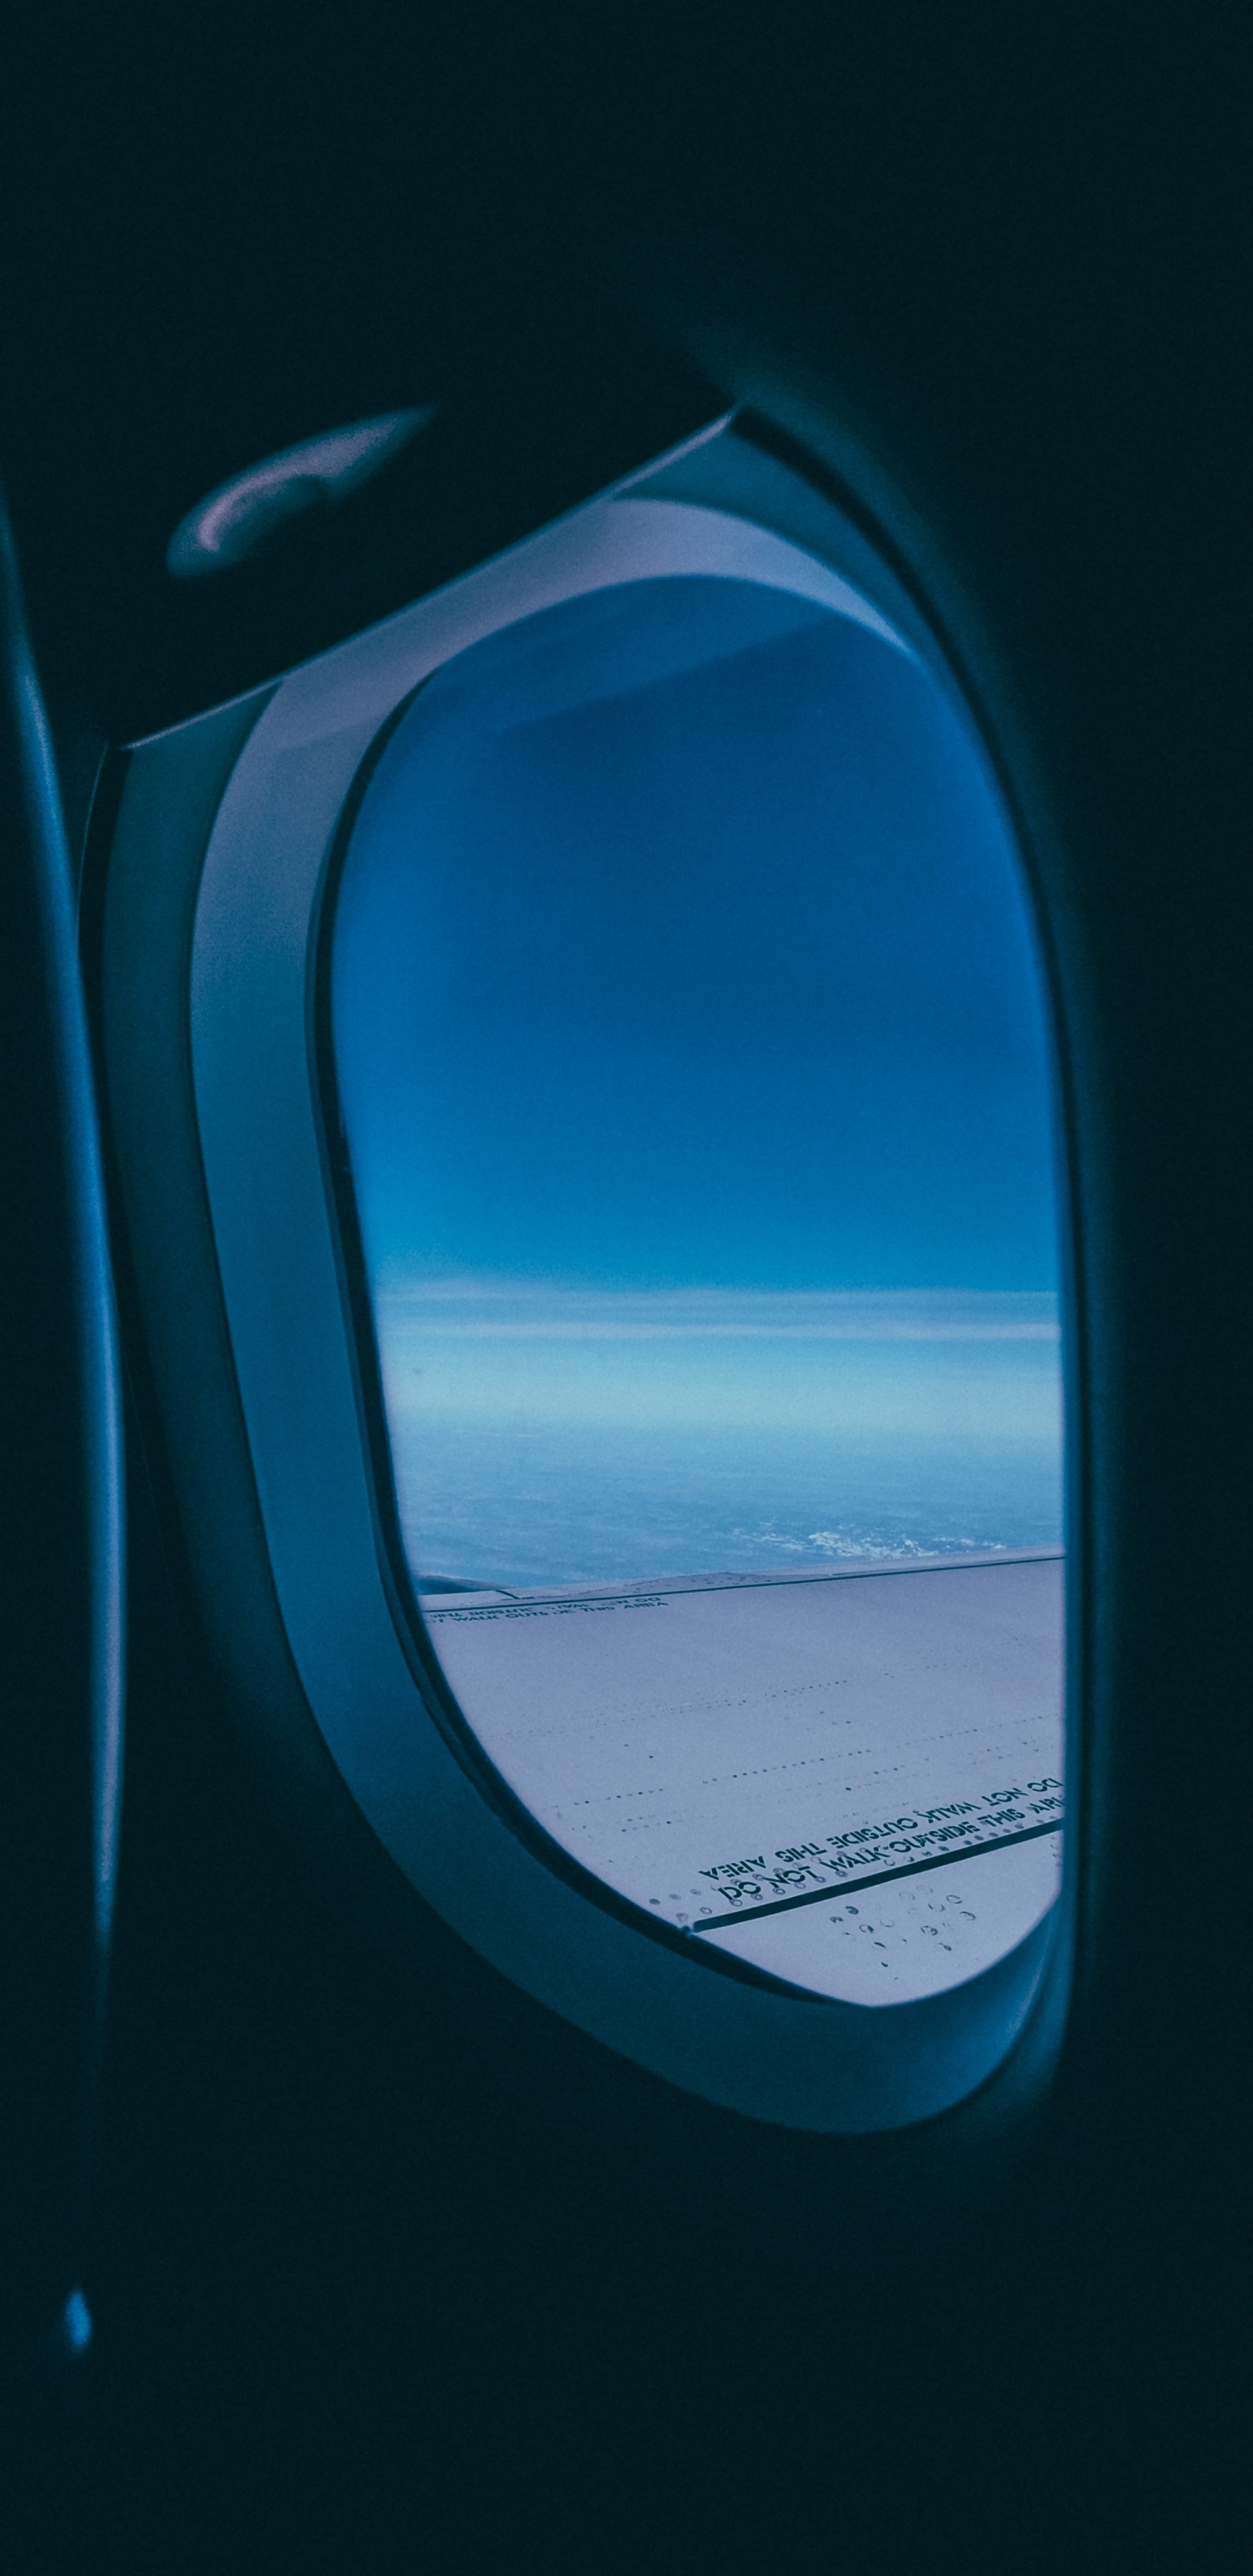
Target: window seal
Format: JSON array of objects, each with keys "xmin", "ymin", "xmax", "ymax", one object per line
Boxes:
[{"xmin": 108, "ymin": 414, "xmax": 1075, "ymax": 2133}]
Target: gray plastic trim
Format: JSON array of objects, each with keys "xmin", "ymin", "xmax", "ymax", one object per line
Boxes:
[{"xmin": 184, "ymin": 419, "xmax": 1068, "ymax": 2129}]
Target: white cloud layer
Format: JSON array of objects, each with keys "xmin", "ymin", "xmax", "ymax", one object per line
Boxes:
[{"xmin": 373, "ymin": 1284, "xmax": 1062, "ymax": 1440}]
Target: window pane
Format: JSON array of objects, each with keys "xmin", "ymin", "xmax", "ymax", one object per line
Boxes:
[{"xmin": 329, "ymin": 567, "xmax": 1064, "ymax": 2005}]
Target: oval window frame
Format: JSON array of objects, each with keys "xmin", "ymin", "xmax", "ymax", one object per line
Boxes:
[{"xmin": 182, "ymin": 413, "xmax": 1073, "ymax": 2130}]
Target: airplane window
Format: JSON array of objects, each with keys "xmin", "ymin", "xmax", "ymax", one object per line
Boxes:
[{"xmin": 326, "ymin": 559, "xmax": 1064, "ymax": 2009}]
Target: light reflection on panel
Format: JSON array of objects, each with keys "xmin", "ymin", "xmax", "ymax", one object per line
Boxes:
[{"xmin": 330, "ymin": 555, "xmax": 1064, "ymax": 2006}]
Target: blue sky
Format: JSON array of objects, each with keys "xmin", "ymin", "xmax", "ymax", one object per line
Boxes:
[{"xmin": 331, "ymin": 574, "xmax": 1061, "ymax": 1303}]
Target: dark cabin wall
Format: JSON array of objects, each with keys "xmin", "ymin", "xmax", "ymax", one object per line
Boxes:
[{"xmin": 0, "ymin": 8, "xmax": 1248, "ymax": 2568}]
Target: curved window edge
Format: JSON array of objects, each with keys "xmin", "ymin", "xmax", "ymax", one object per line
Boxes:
[{"xmin": 99, "ymin": 413, "xmax": 1078, "ymax": 2134}]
